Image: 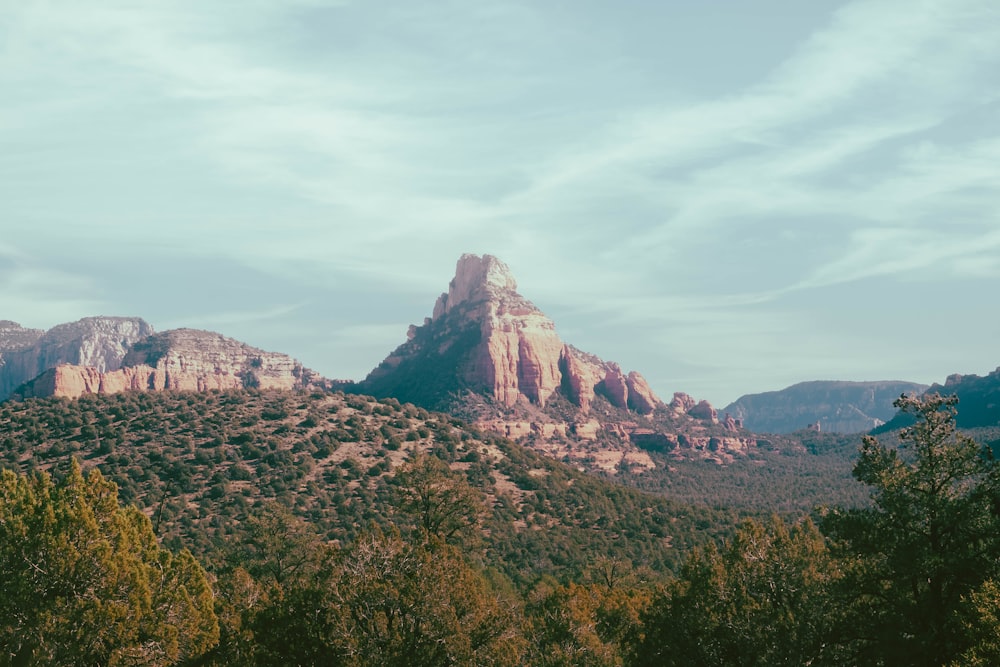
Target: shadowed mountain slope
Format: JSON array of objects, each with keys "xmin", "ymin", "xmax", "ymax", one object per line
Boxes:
[{"xmin": 724, "ymin": 380, "xmax": 928, "ymax": 434}]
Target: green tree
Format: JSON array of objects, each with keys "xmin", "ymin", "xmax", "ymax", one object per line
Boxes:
[
  {"xmin": 0, "ymin": 461, "xmax": 218, "ymax": 666},
  {"xmin": 252, "ymin": 531, "xmax": 525, "ymax": 666},
  {"xmin": 634, "ymin": 516, "xmax": 837, "ymax": 667},
  {"xmin": 822, "ymin": 393, "xmax": 1000, "ymax": 665},
  {"xmin": 526, "ymin": 577, "xmax": 650, "ymax": 667},
  {"xmin": 206, "ymin": 502, "xmax": 332, "ymax": 666},
  {"xmin": 392, "ymin": 453, "xmax": 484, "ymax": 545},
  {"xmin": 952, "ymin": 578, "xmax": 1000, "ymax": 666}
]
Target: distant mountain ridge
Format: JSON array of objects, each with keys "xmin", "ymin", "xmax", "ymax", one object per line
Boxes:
[
  {"xmin": 0, "ymin": 317, "xmax": 154, "ymax": 399},
  {"xmin": 2, "ymin": 318, "xmax": 325, "ymax": 401},
  {"xmin": 724, "ymin": 380, "xmax": 929, "ymax": 434},
  {"xmin": 876, "ymin": 368, "xmax": 1000, "ymax": 432}
]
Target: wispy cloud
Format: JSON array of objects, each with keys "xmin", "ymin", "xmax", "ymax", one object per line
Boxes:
[
  {"xmin": 164, "ymin": 302, "xmax": 307, "ymax": 331},
  {"xmin": 797, "ymin": 226, "xmax": 1000, "ymax": 290},
  {"xmin": 5, "ymin": 0, "xmax": 1000, "ymax": 402},
  {"xmin": 0, "ymin": 249, "xmax": 107, "ymax": 329}
]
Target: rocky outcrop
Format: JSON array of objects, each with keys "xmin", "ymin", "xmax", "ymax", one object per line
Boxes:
[
  {"xmin": 123, "ymin": 329, "xmax": 318, "ymax": 391},
  {"xmin": 12, "ymin": 328, "xmax": 323, "ymax": 400},
  {"xmin": 626, "ymin": 372, "xmax": 659, "ymax": 414},
  {"xmin": 0, "ymin": 317, "xmax": 153, "ymax": 400},
  {"xmin": 669, "ymin": 392, "xmax": 697, "ymax": 414},
  {"xmin": 38, "ymin": 317, "xmax": 154, "ymax": 372},
  {"xmin": 362, "ymin": 254, "xmax": 663, "ymax": 414},
  {"xmin": 0, "ymin": 320, "xmax": 45, "ymax": 351},
  {"xmin": 725, "ymin": 380, "xmax": 929, "ymax": 434},
  {"xmin": 688, "ymin": 400, "xmax": 718, "ymax": 423},
  {"xmin": 359, "ymin": 253, "xmax": 760, "ymax": 472}
]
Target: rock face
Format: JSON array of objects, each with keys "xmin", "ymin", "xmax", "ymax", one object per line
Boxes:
[
  {"xmin": 724, "ymin": 380, "xmax": 929, "ymax": 434},
  {"xmin": 13, "ymin": 328, "xmax": 322, "ymax": 400},
  {"xmin": 361, "ymin": 254, "xmax": 662, "ymax": 415},
  {"xmin": 876, "ymin": 367, "xmax": 1000, "ymax": 432},
  {"xmin": 357, "ymin": 254, "xmax": 758, "ymax": 473},
  {"xmin": 0, "ymin": 317, "xmax": 153, "ymax": 400}
]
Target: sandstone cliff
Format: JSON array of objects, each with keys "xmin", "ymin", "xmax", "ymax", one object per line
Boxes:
[
  {"xmin": 0, "ymin": 317, "xmax": 153, "ymax": 400},
  {"xmin": 362, "ymin": 254, "xmax": 662, "ymax": 414},
  {"xmin": 13, "ymin": 328, "xmax": 322, "ymax": 400},
  {"xmin": 360, "ymin": 253, "xmax": 755, "ymax": 472}
]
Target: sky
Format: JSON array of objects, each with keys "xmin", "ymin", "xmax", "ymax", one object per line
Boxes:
[{"xmin": 3, "ymin": 0, "xmax": 1000, "ymax": 407}]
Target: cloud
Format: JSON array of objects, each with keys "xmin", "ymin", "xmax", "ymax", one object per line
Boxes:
[
  {"xmin": 796, "ymin": 226, "xmax": 1000, "ymax": 290},
  {"xmin": 503, "ymin": 0, "xmax": 1000, "ymax": 261},
  {"xmin": 0, "ymin": 250, "xmax": 107, "ymax": 329},
  {"xmin": 163, "ymin": 302, "xmax": 307, "ymax": 331}
]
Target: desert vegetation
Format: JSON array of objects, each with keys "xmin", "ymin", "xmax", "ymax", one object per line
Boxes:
[{"xmin": 2, "ymin": 390, "xmax": 999, "ymax": 664}]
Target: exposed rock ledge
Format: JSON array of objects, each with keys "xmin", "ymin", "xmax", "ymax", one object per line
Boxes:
[{"xmin": 13, "ymin": 328, "xmax": 322, "ymax": 399}]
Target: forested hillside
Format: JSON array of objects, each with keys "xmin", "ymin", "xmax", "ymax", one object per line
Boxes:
[
  {"xmin": 4, "ymin": 390, "xmax": 1000, "ymax": 665},
  {"xmin": 0, "ymin": 389, "xmax": 741, "ymax": 581}
]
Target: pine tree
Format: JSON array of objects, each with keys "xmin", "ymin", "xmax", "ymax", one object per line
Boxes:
[
  {"xmin": 0, "ymin": 461, "xmax": 218, "ymax": 666},
  {"xmin": 823, "ymin": 393, "xmax": 1000, "ymax": 665},
  {"xmin": 634, "ymin": 516, "xmax": 836, "ymax": 666}
]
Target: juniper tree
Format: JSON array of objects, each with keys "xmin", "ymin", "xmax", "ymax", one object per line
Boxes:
[{"xmin": 823, "ymin": 393, "xmax": 1000, "ymax": 666}]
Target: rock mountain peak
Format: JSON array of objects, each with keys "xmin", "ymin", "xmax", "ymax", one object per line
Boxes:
[
  {"xmin": 432, "ymin": 253, "xmax": 519, "ymax": 320},
  {"xmin": 363, "ymin": 252, "xmax": 662, "ymax": 415}
]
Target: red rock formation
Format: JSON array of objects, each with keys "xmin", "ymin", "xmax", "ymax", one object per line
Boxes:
[
  {"xmin": 626, "ymin": 372, "xmax": 659, "ymax": 415},
  {"xmin": 559, "ymin": 346, "xmax": 600, "ymax": 410},
  {"xmin": 688, "ymin": 399, "xmax": 719, "ymax": 423},
  {"xmin": 670, "ymin": 392, "xmax": 697, "ymax": 413},
  {"xmin": 723, "ymin": 413, "xmax": 740, "ymax": 432},
  {"xmin": 13, "ymin": 329, "xmax": 323, "ymax": 400},
  {"xmin": 0, "ymin": 317, "xmax": 152, "ymax": 400},
  {"xmin": 363, "ymin": 254, "xmax": 663, "ymax": 414},
  {"xmin": 600, "ymin": 363, "xmax": 630, "ymax": 409}
]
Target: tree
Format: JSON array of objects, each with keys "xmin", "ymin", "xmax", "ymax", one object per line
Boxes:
[
  {"xmin": 204, "ymin": 503, "xmax": 332, "ymax": 667},
  {"xmin": 822, "ymin": 393, "xmax": 1000, "ymax": 665},
  {"xmin": 634, "ymin": 516, "xmax": 837, "ymax": 667},
  {"xmin": 0, "ymin": 461, "xmax": 218, "ymax": 666},
  {"xmin": 391, "ymin": 453, "xmax": 484, "ymax": 545},
  {"xmin": 251, "ymin": 531, "xmax": 526, "ymax": 666},
  {"xmin": 525, "ymin": 577, "xmax": 650, "ymax": 667}
]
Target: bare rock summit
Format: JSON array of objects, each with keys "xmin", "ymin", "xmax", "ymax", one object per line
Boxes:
[{"xmin": 362, "ymin": 253, "xmax": 662, "ymax": 415}]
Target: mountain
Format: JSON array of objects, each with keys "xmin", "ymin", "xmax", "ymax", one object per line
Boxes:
[
  {"xmin": 7, "ymin": 323, "xmax": 325, "ymax": 401},
  {"xmin": 723, "ymin": 380, "xmax": 929, "ymax": 434},
  {"xmin": 361, "ymin": 254, "xmax": 658, "ymax": 412},
  {"xmin": 358, "ymin": 254, "xmax": 755, "ymax": 470},
  {"xmin": 876, "ymin": 368, "xmax": 1000, "ymax": 432},
  {"xmin": 0, "ymin": 317, "xmax": 154, "ymax": 400}
]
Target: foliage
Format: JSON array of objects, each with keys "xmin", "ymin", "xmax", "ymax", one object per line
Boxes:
[
  {"xmin": 525, "ymin": 568, "xmax": 651, "ymax": 667},
  {"xmin": 635, "ymin": 516, "xmax": 837, "ymax": 666},
  {"xmin": 0, "ymin": 389, "xmax": 739, "ymax": 582},
  {"xmin": 9, "ymin": 388, "xmax": 1000, "ymax": 664},
  {"xmin": 822, "ymin": 393, "xmax": 1000, "ymax": 666},
  {"xmin": 0, "ymin": 462, "xmax": 218, "ymax": 666},
  {"xmin": 391, "ymin": 452, "xmax": 485, "ymax": 544},
  {"xmin": 248, "ymin": 531, "xmax": 526, "ymax": 666}
]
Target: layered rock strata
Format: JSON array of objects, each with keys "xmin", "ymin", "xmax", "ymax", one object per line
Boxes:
[
  {"xmin": 12, "ymin": 328, "xmax": 322, "ymax": 400},
  {"xmin": 362, "ymin": 254, "xmax": 662, "ymax": 414},
  {"xmin": 0, "ymin": 317, "xmax": 153, "ymax": 399}
]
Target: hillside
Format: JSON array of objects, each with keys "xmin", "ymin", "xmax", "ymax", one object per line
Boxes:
[
  {"xmin": 0, "ymin": 388, "xmax": 746, "ymax": 581},
  {"xmin": 724, "ymin": 380, "xmax": 928, "ymax": 434}
]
